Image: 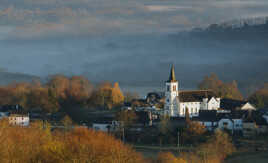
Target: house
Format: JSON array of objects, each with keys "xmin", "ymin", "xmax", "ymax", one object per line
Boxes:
[
  {"xmin": 164, "ymin": 65, "xmax": 221, "ymax": 117},
  {"xmin": 92, "ymin": 120, "xmax": 120, "ymax": 132},
  {"xmin": 221, "ymin": 98, "xmax": 256, "ymax": 111},
  {"xmin": 9, "ymin": 114, "xmax": 30, "ymax": 126},
  {"xmin": 92, "ymin": 116, "xmax": 120, "ymax": 132},
  {"xmin": 217, "ymin": 112, "xmax": 243, "ymax": 134},
  {"xmin": 194, "ymin": 110, "xmax": 218, "ymax": 131}
]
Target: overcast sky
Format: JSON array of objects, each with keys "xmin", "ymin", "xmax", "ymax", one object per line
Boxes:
[{"xmin": 1, "ymin": 0, "xmax": 268, "ymax": 40}]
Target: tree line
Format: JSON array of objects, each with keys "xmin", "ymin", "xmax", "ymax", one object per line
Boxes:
[
  {"xmin": 198, "ymin": 73, "xmax": 268, "ymax": 108},
  {"xmin": 0, "ymin": 75, "xmax": 125, "ymax": 113},
  {"xmin": 198, "ymin": 73, "xmax": 243, "ymax": 100}
]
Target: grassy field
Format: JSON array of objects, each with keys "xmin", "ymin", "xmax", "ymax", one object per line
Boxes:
[{"xmin": 226, "ymin": 151, "xmax": 268, "ymax": 163}]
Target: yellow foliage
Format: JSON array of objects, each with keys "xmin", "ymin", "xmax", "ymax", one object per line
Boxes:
[{"xmin": 0, "ymin": 120, "xmax": 145, "ymax": 163}]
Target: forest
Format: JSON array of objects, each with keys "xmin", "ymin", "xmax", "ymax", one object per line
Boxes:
[{"xmin": 0, "ymin": 75, "xmax": 125, "ymax": 113}]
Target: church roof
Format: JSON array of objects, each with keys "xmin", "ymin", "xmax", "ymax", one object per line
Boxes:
[
  {"xmin": 177, "ymin": 90, "xmax": 218, "ymax": 102},
  {"xmin": 167, "ymin": 65, "xmax": 177, "ymax": 82}
]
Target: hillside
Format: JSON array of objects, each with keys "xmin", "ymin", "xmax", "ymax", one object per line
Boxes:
[
  {"xmin": 0, "ymin": 17, "xmax": 267, "ymax": 97},
  {"xmin": 0, "ymin": 71, "xmax": 40, "ymax": 85},
  {"xmin": 170, "ymin": 17, "xmax": 268, "ymax": 96}
]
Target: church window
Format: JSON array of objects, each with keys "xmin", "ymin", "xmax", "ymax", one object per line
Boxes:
[
  {"xmin": 167, "ymin": 86, "xmax": 170, "ymax": 91},
  {"xmin": 173, "ymin": 85, "xmax": 176, "ymax": 91}
]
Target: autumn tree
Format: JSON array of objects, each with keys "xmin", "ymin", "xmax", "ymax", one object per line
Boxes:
[
  {"xmin": 0, "ymin": 87, "xmax": 13, "ymax": 105},
  {"xmin": 116, "ymin": 110, "xmax": 137, "ymax": 128},
  {"xmin": 158, "ymin": 115, "xmax": 172, "ymax": 145},
  {"xmin": 67, "ymin": 76, "xmax": 93, "ymax": 104},
  {"xmin": 61, "ymin": 115, "xmax": 73, "ymax": 127},
  {"xmin": 91, "ymin": 82, "xmax": 125, "ymax": 109},
  {"xmin": 47, "ymin": 75, "xmax": 70, "ymax": 99},
  {"xmin": 111, "ymin": 82, "xmax": 124, "ymax": 107},
  {"xmin": 8, "ymin": 82, "xmax": 31, "ymax": 109},
  {"xmin": 27, "ymin": 86, "xmax": 60, "ymax": 113},
  {"xmin": 198, "ymin": 130, "xmax": 235, "ymax": 162},
  {"xmin": 0, "ymin": 120, "xmax": 146, "ymax": 163},
  {"xmin": 249, "ymin": 83, "xmax": 268, "ymax": 108},
  {"xmin": 198, "ymin": 73, "xmax": 243, "ymax": 100},
  {"xmin": 183, "ymin": 121, "xmax": 206, "ymax": 145},
  {"xmin": 90, "ymin": 82, "xmax": 113, "ymax": 109}
]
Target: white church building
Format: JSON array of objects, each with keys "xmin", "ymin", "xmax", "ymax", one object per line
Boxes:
[{"xmin": 164, "ymin": 65, "xmax": 221, "ymax": 117}]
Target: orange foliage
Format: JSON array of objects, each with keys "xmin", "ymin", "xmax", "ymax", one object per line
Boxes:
[
  {"xmin": 0, "ymin": 120, "xmax": 145, "ymax": 163},
  {"xmin": 186, "ymin": 121, "xmax": 206, "ymax": 136},
  {"xmin": 198, "ymin": 73, "xmax": 243, "ymax": 100},
  {"xmin": 0, "ymin": 75, "xmax": 126, "ymax": 113}
]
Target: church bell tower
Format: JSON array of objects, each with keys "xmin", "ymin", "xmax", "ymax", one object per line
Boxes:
[{"xmin": 165, "ymin": 65, "xmax": 179, "ymax": 117}]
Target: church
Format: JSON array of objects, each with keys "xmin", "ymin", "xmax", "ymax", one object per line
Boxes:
[{"xmin": 164, "ymin": 65, "xmax": 221, "ymax": 117}]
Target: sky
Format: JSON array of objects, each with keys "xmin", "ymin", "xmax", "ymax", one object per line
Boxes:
[
  {"xmin": 0, "ymin": 0, "xmax": 268, "ymax": 39},
  {"xmin": 0, "ymin": 0, "xmax": 268, "ymax": 94}
]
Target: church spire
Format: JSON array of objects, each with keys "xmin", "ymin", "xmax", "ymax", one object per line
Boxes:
[{"xmin": 167, "ymin": 64, "xmax": 177, "ymax": 82}]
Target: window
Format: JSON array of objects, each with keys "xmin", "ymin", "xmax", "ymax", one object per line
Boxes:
[
  {"xmin": 173, "ymin": 85, "xmax": 176, "ymax": 91},
  {"xmin": 167, "ymin": 86, "xmax": 170, "ymax": 92}
]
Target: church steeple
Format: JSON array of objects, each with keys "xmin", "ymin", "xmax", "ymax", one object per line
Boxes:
[
  {"xmin": 165, "ymin": 64, "xmax": 179, "ymax": 117},
  {"xmin": 167, "ymin": 65, "xmax": 177, "ymax": 82}
]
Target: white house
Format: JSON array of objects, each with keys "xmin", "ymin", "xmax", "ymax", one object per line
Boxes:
[
  {"xmin": 164, "ymin": 65, "xmax": 221, "ymax": 117},
  {"xmin": 92, "ymin": 120, "xmax": 120, "ymax": 132},
  {"xmin": 9, "ymin": 114, "xmax": 30, "ymax": 126},
  {"xmin": 218, "ymin": 117, "xmax": 243, "ymax": 133}
]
